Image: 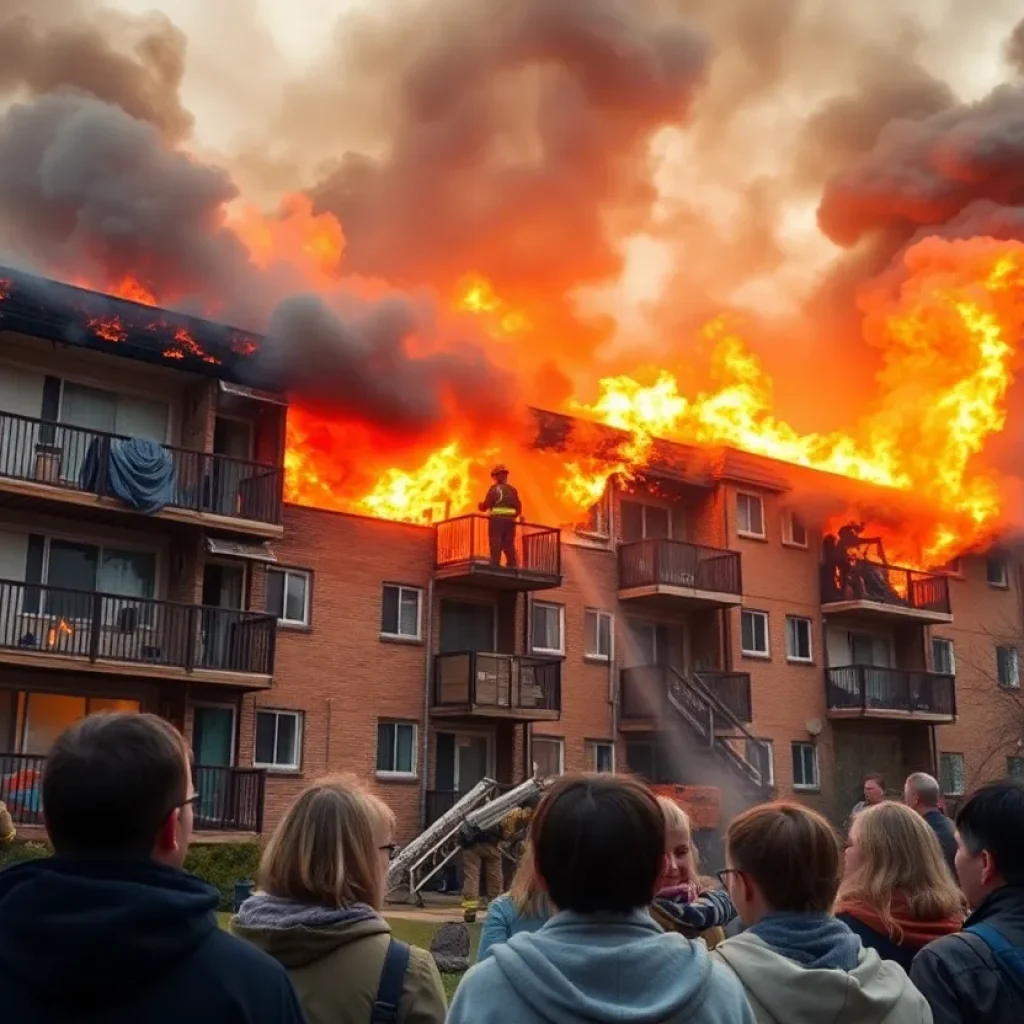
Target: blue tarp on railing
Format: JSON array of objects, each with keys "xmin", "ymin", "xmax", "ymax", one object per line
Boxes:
[{"xmin": 81, "ymin": 437, "xmax": 176, "ymax": 513}]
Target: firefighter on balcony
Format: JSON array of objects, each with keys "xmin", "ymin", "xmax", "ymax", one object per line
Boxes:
[{"xmin": 478, "ymin": 464, "xmax": 522, "ymax": 568}]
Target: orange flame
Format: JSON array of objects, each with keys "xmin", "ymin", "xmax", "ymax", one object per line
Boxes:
[
  {"xmin": 46, "ymin": 618, "xmax": 74, "ymax": 647},
  {"xmin": 89, "ymin": 317, "xmax": 127, "ymax": 343}
]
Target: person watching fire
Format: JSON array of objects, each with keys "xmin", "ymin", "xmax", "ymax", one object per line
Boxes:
[{"xmin": 479, "ymin": 464, "xmax": 522, "ymax": 568}]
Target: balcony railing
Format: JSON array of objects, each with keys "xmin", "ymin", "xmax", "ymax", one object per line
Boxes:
[
  {"xmin": 0, "ymin": 409, "xmax": 284, "ymax": 525},
  {"xmin": 820, "ymin": 560, "xmax": 951, "ymax": 616},
  {"xmin": 0, "ymin": 578, "xmax": 276, "ymax": 677},
  {"xmin": 696, "ymin": 671, "xmax": 753, "ymax": 723},
  {"xmin": 433, "ymin": 651, "xmax": 561, "ymax": 715},
  {"xmin": 435, "ymin": 515, "xmax": 561, "ymax": 577},
  {"xmin": 826, "ymin": 665, "xmax": 957, "ymax": 718},
  {"xmin": 618, "ymin": 539, "xmax": 742, "ymax": 596},
  {"xmin": 0, "ymin": 752, "xmax": 265, "ymax": 832}
]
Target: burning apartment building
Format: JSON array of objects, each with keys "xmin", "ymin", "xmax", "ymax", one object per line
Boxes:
[{"xmin": 0, "ymin": 266, "xmax": 1021, "ymax": 856}]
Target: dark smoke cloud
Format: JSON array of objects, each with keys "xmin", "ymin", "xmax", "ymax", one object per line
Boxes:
[
  {"xmin": 1007, "ymin": 19, "xmax": 1024, "ymax": 73},
  {"xmin": 0, "ymin": 11, "xmax": 192, "ymax": 141}
]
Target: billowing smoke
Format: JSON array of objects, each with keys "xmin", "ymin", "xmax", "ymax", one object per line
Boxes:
[{"xmin": 1007, "ymin": 19, "xmax": 1024, "ymax": 73}]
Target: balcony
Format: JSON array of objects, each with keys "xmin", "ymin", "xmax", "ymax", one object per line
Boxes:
[
  {"xmin": 618, "ymin": 540, "xmax": 742, "ymax": 608},
  {"xmin": 0, "ymin": 578, "xmax": 276, "ymax": 688},
  {"xmin": 434, "ymin": 515, "xmax": 562, "ymax": 590},
  {"xmin": 826, "ymin": 665, "xmax": 957, "ymax": 722},
  {"xmin": 696, "ymin": 671, "xmax": 753, "ymax": 723},
  {"xmin": 0, "ymin": 410, "xmax": 284, "ymax": 535},
  {"xmin": 0, "ymin": 753, "xmax": 266, "ymax": 832},
  {"xmin": 432, "ymin": 651, "xmax": 561, "ymax": 720},
  {"xmin": 820, "ymin": 560, "xmax": 952, "ymax": 624},
  {"xmin": 620, "ymin": 667, "xmax": 753, "ymax": 725}
]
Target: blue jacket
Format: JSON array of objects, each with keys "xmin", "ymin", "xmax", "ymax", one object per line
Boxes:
[
  {"xmin": 477, "ymin": 894, "xmax": 548, "ymax": 961},
  {"xmin": 0, "ymin": 856, "xmax": 304, "ymax": 1024},
  {"xmin": 450, "ymin": 908, "xmax": 755, "ymax": 1024}
]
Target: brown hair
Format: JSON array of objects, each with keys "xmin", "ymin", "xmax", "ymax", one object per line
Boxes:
[
  {"xmin": 727, "ymin": 802, "xmax": 841, "ymax": 914},
  {"xmin": 508, "ymin": 839, "xmax": 552, "ymax": 917},
  {"xmin": 836, "ymin": 802, "xmax": 965, "ymax": 938},
  {"xmin": 258, "ymin": 775, "xmax": 395, "ymax": 909}
]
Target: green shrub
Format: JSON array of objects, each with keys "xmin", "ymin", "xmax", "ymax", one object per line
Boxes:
[
  {"xmin": 0, "ymin": 840, "xmax": 52, "ymax": 871},
  {"xmin": 184, "ymin": 842, "xmax": 261, "ymax": 910}
]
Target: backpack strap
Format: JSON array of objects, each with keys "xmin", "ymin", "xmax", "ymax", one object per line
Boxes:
[
  {"xmin": 966, "ymin": 923, "xmax": 1024, "ymax": 998},
  {"xmin": 370, "ymin": 937, "xmax": 410, "ymax": 1024}
]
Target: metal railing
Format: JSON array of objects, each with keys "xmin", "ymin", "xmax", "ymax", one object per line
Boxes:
[
  {"xmin": 697, "ymin": 671, "xmax": 753, "ymax": 723},
  {"xmin": 435, "ymin": 515, "xmax": 561, "ymax": 576},
  {"xmin": 433, "ymin": 651, "xmax": 562, "ymax": 713},
  {"xmin": 618, "ymin": 539, "xmax": 742, "ymax": 595},
  {"xmin": 0, "ymin": 578, "xmax": 276, "ymax": 676},
  {"xmin": 0, "ymin": 753, "xmax": 265, "ymax": 831},
  {"xmin": 826, "ymin": 665, "xmax": 957, "ymax": 717},
  {"xmin": 0, "ymin": 409, "xmax": 284, "ymax": 525},
  {"xmin": 820, "ymin": 560, "xmax": 951, "ymax": 615}
]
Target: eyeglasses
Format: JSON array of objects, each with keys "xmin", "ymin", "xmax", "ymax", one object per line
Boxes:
[
  {"xmin": 715, "ymin": 868, "xmax": 743, "ymax": 888},
  {"xmin": 379, "ymin": 843, "xmax": 398, "ymax": 861}
]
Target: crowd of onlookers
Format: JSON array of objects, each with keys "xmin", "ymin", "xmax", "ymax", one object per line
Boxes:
[{"xmin": 0, "ymin": 712, "xmax": 1023, "ymax": 1023}]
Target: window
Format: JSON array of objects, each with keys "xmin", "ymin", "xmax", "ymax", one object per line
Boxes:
[
  {"xmin": 589, "ymin": 741, "xmax": 615, "ymax": 773},
  {"xmin": 997, "ymin": 645, "xmax": 1020, "ymax": 688},
  {"xmin": 736, "ymin": 493, "xmax": 765, "ymax": 538},
  {"xmin": 745, "ymin": 738, "xmax": 774, "ymax": 786},
  {"xmin": 1008, "ymin": 757, "xmax": 1024, "ymax": 780},
  {"xmin": 532, "ymin": 736, "xmax": 564, "ymax": 779},
  {"xmin": 61, "ymin": 380, "xmax": 169, "ymax": 442},
  {"xmin": 584, "ymin": 609, "xmax": 613, "ymax": 661},
  {"xmin": 785, "ymin": 616, "xmax": 813, "ymax": 662},
  {"xmin": 932, "ymin": 638, "xmax": 956, "ymax": 675},
  {"xmin": 741, "ymin": 609, "xmax": 770, "ymax": 657},
  {"xmin": 941, "ymin": 557, "xmax": 962, "ymax": 576},
  {"xmin": 619, "ymin": 500, "xmax": 671, "ymax": 543},
  {"xmin": 376, "ymin": 721, "xmax": 417, "ymax": 776},
  {"xmin": 531, "ymin": 601, "xmax": 564, "ymax": 655},
  {"xmin": 987, "ymin": 558, "xmax": 1009, "ymax": 588},
  {"xmin": 578, "ymin": 494, "xmax": 610, "ymax": 538},
  {"xmin": 939, "ymin": 752, "xmax": 965, "ymax": 796},
  {"xmin": 380, "ymin": 584, "xmax": 422, "ymax": 640},
  {"xmin": 254, "ymin": 710, "xmax": 302, "ymax": 770},
  {"xmin": 782, "ymin": 511, "xmax": 808, "ymax": 548},
  {"xmin": 791, "ymin": 742, "xmax": 819, "ymax": 789},
  {"xmin": 267, "ymin": 568, "xmax": 311, "ymax": 626}
]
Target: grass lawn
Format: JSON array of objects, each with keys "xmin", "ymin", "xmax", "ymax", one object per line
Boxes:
[{"xmin": 217, "ymin": 912, "xmax": 480, "ymax": 1000}]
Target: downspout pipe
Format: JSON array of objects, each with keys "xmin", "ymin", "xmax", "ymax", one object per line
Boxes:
[{"xmin": 418, "ymin": 578, "xmax": 435, "ymax": 830}]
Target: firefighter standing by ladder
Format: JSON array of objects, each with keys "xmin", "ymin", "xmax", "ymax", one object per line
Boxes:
[{"xmin": 479, "ymin": 464, "xmax": 522, "ymax": 567}]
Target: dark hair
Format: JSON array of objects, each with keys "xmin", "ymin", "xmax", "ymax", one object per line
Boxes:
[
  {"xmin": 43, "ymin": 712, "xmax": 190, "ymax": 856},
  {"xmin": 727, "ymin": 802, "xmax": 841, "ymax": 914},
  {"xmin": 956, "ymin": 780, "xmax": 1024, "ymax": 886},
  {"xmin": 864, "ymin": 774, "xmax": 885, "ymax": 789},
  {"xmin": 531, "ymin": 774, "xmax": 664, "ymax": 914}
]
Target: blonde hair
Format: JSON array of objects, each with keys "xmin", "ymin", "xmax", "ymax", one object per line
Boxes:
[
  {"xmin": 507, "ymin": 840, "xmax": 552, "ymax": 917},
  {"xmin": 258, "ymin": 775, "xmax": 396, "ymax": 910},
  {"xmin": 836, "ymin": 801, "xmax": 966, "ymax": 939},
  {"xmin": 657, "ymin": 795, "xmax": 700, "ymax": 878}
]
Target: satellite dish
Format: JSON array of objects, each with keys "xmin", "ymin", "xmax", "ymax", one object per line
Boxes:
[{"xmin": 805, "ymin": 718, "xmax": 823, "ymax": 736}]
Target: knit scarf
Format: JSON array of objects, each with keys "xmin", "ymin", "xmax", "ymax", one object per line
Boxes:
[
  {"xmin": 835, "ymin": 892, "xmax": 964, "ymax": 948},
  {"xmin": 234, "ymin": 892, "xmax": 379, "ymax": 930},
  {"xmin": 749, "ymin": 912, "xmax": 861, "ymax": 970}
]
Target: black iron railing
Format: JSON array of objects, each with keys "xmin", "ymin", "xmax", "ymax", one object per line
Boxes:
[
  {"xmin": 826, "ymin": 665, "xmax": 957, "ymax": 717},
  {"xmin": 435, "ymin": 515, "xmax": 561, "ymax": 576},
  {"xmin": 433, "ymin": 651, "xmax": 561, "ymax": 713},
  {"xmin": 0, "ymin": 578, "xmax": 276, "ymax": 676},
  {"xmin": 0, "ymin": 409, "xmax": 283, "ymax": 525},
  {"xmin": 820, "ymin": 560, "xmax": 951, "ymax": 615},
  {"xmin": 697, "ymin": 671, "xmax": 753, "ymax": 723},
  {"xmin": 0, "ymin": 753, "xmax": 265, "ymax": 831},
  {"xmin": 618, "ymin": 539, "xmax": 742, "ymax": 595}
]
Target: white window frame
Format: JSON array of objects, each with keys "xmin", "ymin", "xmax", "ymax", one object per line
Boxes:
[
  {"xmin": 997, "ymin": 645, "xmax": 1020, "ymax": 689},
  {"xmin": 376, "ymin": 720, "xmax": 418, "ymax": 778},
  {"xmin": 785, "ymin": 616, "xmax": 813, "ymax": 663},
  {"xmin": 531, "ymin": 600, "xmax": 565, "ymax": 655},
  {"xmin": 532, "ymin": 736, "xmax": 565, "ymax": 778},
  {"xmin": 987, "ymin": 558, "xmax": 1009, "ymax": 588},
  {"xmin": 267, "ymin": 567, "xmax": 311, "ymax": 627},
  {"xmin": 589, "ymin": 740, "xmax": 616, "ymax": 774},
  {"xmin": 939, "ymin": 752, "xmax": 965, "ymax": 797},
  {"xmin": 253, "ymin": 709, "xmax": 303, "ymax": 771},
  {"xmin": 584, "ymin": 609, "xmax": 613, "ymax": 662},
  {"xmin": 781, "ymin": 511, "xmax": 808, "ymax": 549},
  {"xmin": 745, "ymin": 738, "xmax": 775, "ymax": 786},
  {"xmin": 791, "ymin": 742, "xmax": 820, "ymax": 790},
  {"xmin": 577, "ymin": 492, "xmax": 611, "ymax": 540},
  {"xmin": 740, "ymin": 609, "xmax": 770, "ymax": 658},
  {"xmin": 736, "ymin": 492, "xmax": 766, "ymax": 539},
  {"xmin": 932, "ymin": 638, "xmax": 956, "ymax": 676},
  {"xmin": 380, "ymin": 583, "xmax": 423, "ymax": 641}
]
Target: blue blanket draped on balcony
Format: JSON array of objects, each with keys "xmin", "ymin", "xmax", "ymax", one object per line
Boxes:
[{"xmin": 80, "ymin": 437, "xmax": 175, "ymax": 513}]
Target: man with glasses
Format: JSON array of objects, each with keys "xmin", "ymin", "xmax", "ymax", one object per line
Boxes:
[{"xmin": 0, "ymin": 711, "xmax": 304, "ymax": 1024}]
